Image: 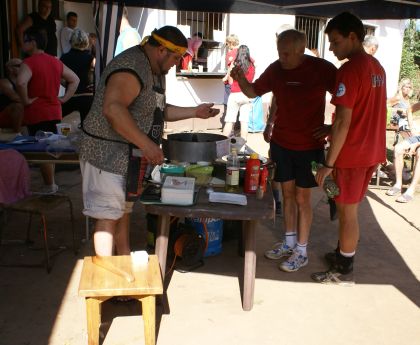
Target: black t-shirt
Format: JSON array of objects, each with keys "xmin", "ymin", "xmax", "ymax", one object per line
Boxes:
[
  {"xmin": 60, "ymin": 49, "xmax": 94, "ymax": 94},
  {"xmin": 29, "ymin": 12, "xmax": 57, "ymax": 56}
]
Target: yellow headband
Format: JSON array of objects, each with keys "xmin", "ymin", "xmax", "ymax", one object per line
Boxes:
[{"xmin": 151, "ymin": 32, "xmax": 187, "ymax": 55}]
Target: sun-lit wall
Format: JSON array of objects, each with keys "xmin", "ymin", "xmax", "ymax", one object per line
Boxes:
[{"xmin": 64, "ymin": 2, "xmax": 406, "ymax": 107}]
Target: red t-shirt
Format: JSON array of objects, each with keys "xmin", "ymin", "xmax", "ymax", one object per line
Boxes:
[
  {"xmin": 331, "ymin": 52, "xmax": 386, "ymax": 168},
  {"xmin": 253, "ymin": 56, "xmax": 336, "ymax": 150},
  {"xmin": 231, "ymin": 63, "xmax": 255, "ymax": 93},
  {"xmin": 226, "ymin": 48, "xmax": 237, "ymax": 67},
  {"xmin": 23, "ymin": 53, "xmax": 63, "ymax": 125}
]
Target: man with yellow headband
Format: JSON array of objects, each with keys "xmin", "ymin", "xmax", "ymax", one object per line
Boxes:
[{"xmin": 80, "ymin": 26, "xmax": 219, "ymax": 258}]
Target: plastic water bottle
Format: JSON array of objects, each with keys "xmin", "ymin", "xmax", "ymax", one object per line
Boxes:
[
  {"xmin": 244, "ymin": 153, "xmax": 261, "ymax": 194},
  {"xmin": 225, "ymin": 147, "xmax": 240, "ymax": 193},
  {"xmin": 311, "ymin": 161, "xmax": 339, "ymax": 198}
]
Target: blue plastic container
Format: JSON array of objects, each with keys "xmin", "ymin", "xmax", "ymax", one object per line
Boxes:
[{"xmin": 185, "ymin": 217, "xmax": 223, "ymax": 257}]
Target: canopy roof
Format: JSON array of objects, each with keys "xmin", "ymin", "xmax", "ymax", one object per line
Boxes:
[{"xmin": 71, "ymin": 0, "xmax": 419, "ymax": 19}]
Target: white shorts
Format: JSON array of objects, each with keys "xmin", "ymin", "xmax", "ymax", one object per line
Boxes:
[
  {"xmin": 80, "ymin": 160, "xmax": 133, "ymax": 220},
  {"xmin": 225, "ymin": 92, "xmax": 253, "ymax": 123}
]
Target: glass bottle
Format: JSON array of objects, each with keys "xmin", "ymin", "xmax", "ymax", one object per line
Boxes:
[{"xmin": 225, "ymin": 147, "xmax": 240, "ymax": 193}]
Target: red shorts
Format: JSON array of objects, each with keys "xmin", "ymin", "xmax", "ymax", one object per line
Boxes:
[{"xmin": 334, "ymin": 165, "xmax": 377, "ymax": 204}]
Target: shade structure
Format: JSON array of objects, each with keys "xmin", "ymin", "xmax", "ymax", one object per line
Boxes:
[{"xmin": 67, "ymin": 0, "xmax": 420, "ymax": 19}]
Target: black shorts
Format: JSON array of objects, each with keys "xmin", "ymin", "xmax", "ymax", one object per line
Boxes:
[
  {"xmin": 270, "ymin": 142, "xmax": 324, "ymax": 188},
  {"xmin": 27, "ymin": 119, "xmax": 61, "ymax": 136}
]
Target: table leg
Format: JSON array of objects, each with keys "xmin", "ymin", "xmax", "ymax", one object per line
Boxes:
[
  {"xmin": 85, "ymin": 297, "xmax": 102, "ymax": 345},
  {"xmin": 140, "ymin": 295, "xmax": 156, "ymax": 345},
  {"xmin": 155, "ymin": 215, "xmax": 170, "ymax": 277},
  {"xmin": 242, "ymin": 220, "xmax": 257, "ymax": 311}
]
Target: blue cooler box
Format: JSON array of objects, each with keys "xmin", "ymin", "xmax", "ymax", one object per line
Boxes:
[{"xmin": 185, "ymin": 217, "xmax": 223, "ymax": 257}]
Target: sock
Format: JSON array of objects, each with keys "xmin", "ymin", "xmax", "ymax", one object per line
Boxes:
[
  {"xmin": 285, "ymin": 232, "xmax": 297, "ymax": 248},
  {"xmin": 296, "ymin": 242, "xmax": 307, "ymax": 256},
  {"xmin": 272, "ymin": 189, "xmax": 280, "ymax": 203},
  {"xmin": 339, "ymin": 250, "xmax": 356, "ymax": 257},
  {"xmin": 336, "ymin": 251, "xmax": 355, "ymax": 274}
]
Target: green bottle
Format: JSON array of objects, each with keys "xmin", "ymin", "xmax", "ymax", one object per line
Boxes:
[{"xmin": 311, "ymin": 161, "xmax": 339, "ymax": 198}]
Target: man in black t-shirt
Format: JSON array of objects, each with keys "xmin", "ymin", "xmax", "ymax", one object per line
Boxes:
[{"xmin": 17, "ymin": 0, "xmax": 57, "ymax": 56}]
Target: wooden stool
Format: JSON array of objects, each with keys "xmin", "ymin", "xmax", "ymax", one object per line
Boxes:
[{"xmin": 78, "ymin": 255, "xmax": 163, "ymax": 345}]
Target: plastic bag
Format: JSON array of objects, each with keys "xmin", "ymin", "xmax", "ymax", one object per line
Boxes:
[{"xmin": 248, "ymin": 96, "xmax": 265, "ymax": 133}]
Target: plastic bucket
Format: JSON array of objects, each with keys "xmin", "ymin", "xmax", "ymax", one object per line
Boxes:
[{"xmin": 185, "ymin": 217, "xmax": 223, "ymax": 257}]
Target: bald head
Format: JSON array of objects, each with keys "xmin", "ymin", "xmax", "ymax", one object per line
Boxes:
[
  {"xmin": 277, "ymin": 29, "xmax": 306, "ymax": 52},
  {"xmin": 363, "ymin": 35, "xmax": 379, "ymax": 56},
  {"xmin": 276, "ymin": 29, "xmax": 306, "ymax": 69}
]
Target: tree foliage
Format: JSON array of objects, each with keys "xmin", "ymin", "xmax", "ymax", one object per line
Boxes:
[{"xmin": 399, "ymin": 19, "xmax": 419, "ymax": 100}]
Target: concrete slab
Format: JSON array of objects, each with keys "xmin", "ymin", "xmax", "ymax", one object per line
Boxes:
[{"xmin": 0, "ymin": 131, "xmax": 419, "ymax": 345}]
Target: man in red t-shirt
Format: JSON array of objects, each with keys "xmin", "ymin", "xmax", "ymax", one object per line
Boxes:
[
  {"xmin": 312, "ymin": 12, "xmax": 386, "ymax": 285},
  {"xmin": 231, "ymin": 29, "xmax": 336, "ymax": 273},
  {"xmin": 16, "ymin": 27, "xmax": 79, "ymax": 194}
]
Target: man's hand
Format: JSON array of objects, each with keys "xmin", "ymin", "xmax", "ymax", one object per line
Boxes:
[
  {"xmin": 315, "ymin": 166, "xmax": 333, "ymax": 188},
  {"xmin": 230, "ymin": 65, "xmax": 245, "ymax": 82},
  {"xmin": 195, "ymin": 103, "xmax": 220, "ymax": 119},
  {"xmin": 263, "ymin": 124, "xmax": 273, "ymax": 143},
  {"xmin": 141, "ymin": 139, "xmax": 165, "ymax": 166},
  {"xmin": 24, "ymin": 97, "xmax": 38, "ymax": 106},
  {"xmin": 312, "ymin": 124, "xmax": 331, "ymax": 142}
]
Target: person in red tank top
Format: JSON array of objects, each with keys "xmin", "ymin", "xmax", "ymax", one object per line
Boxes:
[
  {"xmin": 312, "ymin": 12, "xmax": 387, "ymax": 285},
  {"xmin": 16, "ymin": 27, "xmax": 79, "ymax": 194}
]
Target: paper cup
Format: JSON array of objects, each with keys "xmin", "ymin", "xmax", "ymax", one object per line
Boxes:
[{"xmin": 56, "ymin": 123, "xmax": 71, "ymax": 136}]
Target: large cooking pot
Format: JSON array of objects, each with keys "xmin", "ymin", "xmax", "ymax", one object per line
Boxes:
[{"xmin": 162, "ymin": 132, "xmax": 229, "ymax": 163}]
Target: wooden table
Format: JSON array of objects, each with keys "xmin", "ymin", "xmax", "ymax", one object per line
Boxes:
[
  {"xmin": 143, "ymin": 187, "xmax": 274, "ymax": 311},
  {"xmin": 78, "ymin": 255, "xmax": 163, "ymax": 345}
]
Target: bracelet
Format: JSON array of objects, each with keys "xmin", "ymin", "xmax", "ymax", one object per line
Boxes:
[{"xmin": 323, "ymin": 163, "xmax": 334, "ymax": 169}]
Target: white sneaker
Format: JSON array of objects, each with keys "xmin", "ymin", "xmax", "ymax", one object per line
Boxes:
[
  {"xmin": 34, "ymin": 184, "xmax": 59, "ymax": 195},
  {"xmin": 279, "ymin": 248, "xmax": 308, "ymax": 272},
  {"xmin": 264, "ymin": 241, "xmax": 293, "ymax": 260}
]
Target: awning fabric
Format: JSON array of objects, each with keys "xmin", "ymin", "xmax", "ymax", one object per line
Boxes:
[
  {"xmin": 67, "ymin": 0, "xmax": 420, "ymax": 19},
  {"xmin": 84, "ymin": 0, "xmax": 418, "ymax": 86}
]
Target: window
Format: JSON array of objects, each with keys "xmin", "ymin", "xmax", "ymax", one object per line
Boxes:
[
  {"xmin": 296, "ymin": 16, "xmax": 327, "ymax": 57},
  {"xmin": 177, "ymin": 11, "xmax": 226, "ymax": 72},
  {"xmin": 364, "ymin": 25, "xmax": 376, "ymax": 36},
  {"xmin": 177, "ymin": 11, "xmax": 224, "ymax": 40}
]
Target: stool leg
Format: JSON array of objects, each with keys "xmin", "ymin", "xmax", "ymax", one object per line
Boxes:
[
  {"xmin": 25, "ymin": 213, "xmax": 33, "ymax": 244},
  {"xmin": 140, "ymin": 295, "xmax": 156, "ymax": 345},
  {"xmin": 40, "ymin": 214, "xmax": 51, "ymax": 273},
  {"xmin": 67, "ymin": 197, "xmax": 78, "ymax": 254},
  {"xmin": 86, "ymin": 297, "xmax": 102, "ymax": 345}
]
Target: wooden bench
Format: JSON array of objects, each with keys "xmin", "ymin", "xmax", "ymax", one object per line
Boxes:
[{"xmin": 78, "ymin": 255, "xmax": 163, "ymax": 345}]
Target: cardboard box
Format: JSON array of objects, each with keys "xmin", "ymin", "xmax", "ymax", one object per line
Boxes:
[{"xmin": 161, "ymin": 176, "xmax": 195, "ymax": 205}]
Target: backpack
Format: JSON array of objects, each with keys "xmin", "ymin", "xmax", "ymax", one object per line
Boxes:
[{"xmin": 248, "ymin": 96, "xmax": 265, "ymax": 132}]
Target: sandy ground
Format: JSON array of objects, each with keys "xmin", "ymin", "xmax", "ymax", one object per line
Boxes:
[{"xmin": 0, "ymin": 130, "xmax": 419, "ymax": 345}]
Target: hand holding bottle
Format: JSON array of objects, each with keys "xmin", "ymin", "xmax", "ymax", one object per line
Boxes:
[{"xmin": 311, "ymin": 161, "xmax": 339, "ymax": 198}]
